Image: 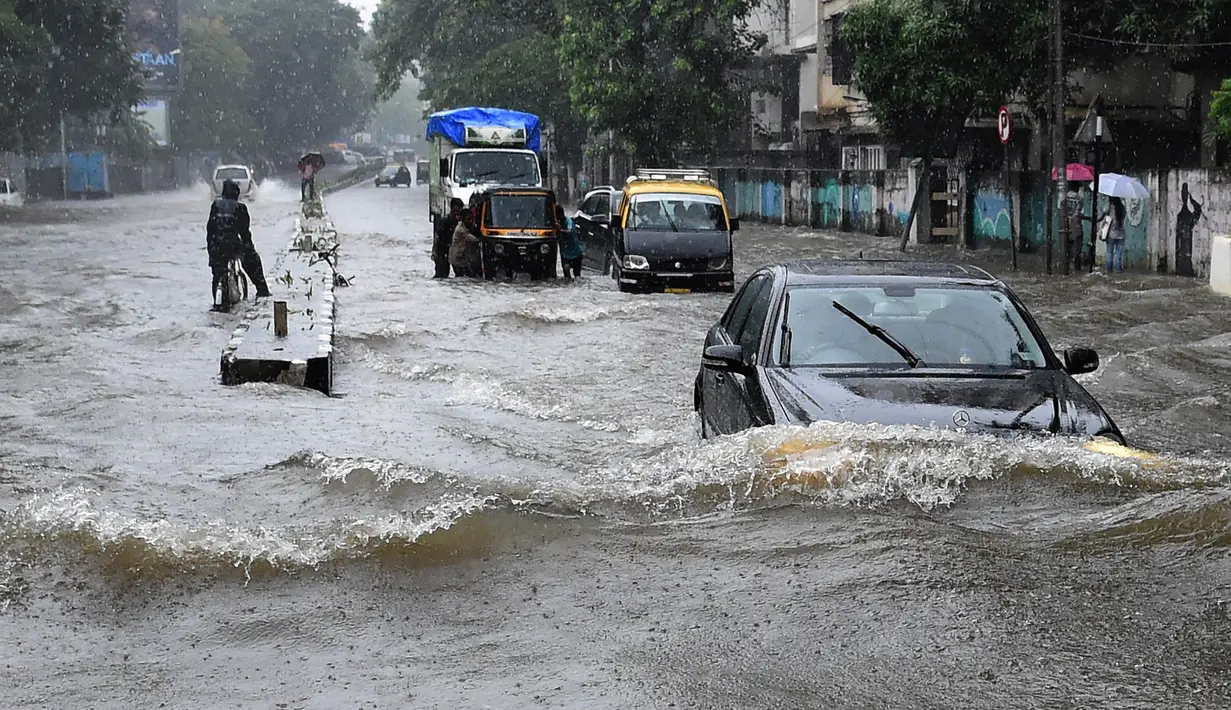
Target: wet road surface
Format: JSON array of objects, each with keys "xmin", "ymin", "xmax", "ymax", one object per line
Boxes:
[{"xmin": 2, "ymin": 180, "xmax": 1231, "ymax": 708}]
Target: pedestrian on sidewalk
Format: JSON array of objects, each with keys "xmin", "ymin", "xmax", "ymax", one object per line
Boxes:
[
  {"xmin": 556, "ymin": 204, "xmax": 583, "ymax": 279},
  {"xmin": 1099, "ymin": 196, "xmax": 1126, "ymax": 273},
  {"xmin": 449, "ymin": 208, "xmax": 483, "ymax": 277}
]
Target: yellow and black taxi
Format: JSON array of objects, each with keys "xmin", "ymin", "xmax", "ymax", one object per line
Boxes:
[
  {"xmin": 468, "ymin": 185, "xmax": 560, "ymax": 280},
  {"xmin": 611, "ymin": 169, "xmax": 738, "ymax": 293}
]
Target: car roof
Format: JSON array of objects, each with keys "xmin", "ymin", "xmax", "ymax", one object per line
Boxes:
[
  {"xmin": 624, "ymin": 180, "xmax": 724, "ymax": 198},
  {"xmin": 775, "ymin": 259, "xmax": 1000, "ymax": 286},
  {"xmin": 214, "ymin": 164, "xmax": 250, "ymax": 172}
]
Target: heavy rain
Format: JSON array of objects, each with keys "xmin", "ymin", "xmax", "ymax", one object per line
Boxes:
[{"xmin": 4, "ymin": 0, "xmax": 1231, "ymax": 708}]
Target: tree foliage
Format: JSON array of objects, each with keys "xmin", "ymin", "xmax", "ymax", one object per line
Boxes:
[
  {"xmin": 1211, "ymin": 79, "xmax": 1231, "ymax": 140},
  {"xmin": 370, "ymin": 0, "xmax": 585, "ymax": 161},
  {"xmin": 843, "ymin": 0, "xmax": 1044, "ymax": 158},
  {"xmin": 558, "ymin": 0, "xmax": 765, "ymax": 164},
  {"xmin": 191, "ymin": 0, "xmax": 375, "ymax": 157},
  {"xmin": 175, "ymin": 17, "xmax": 259, "ymax": 155},
  {"xmin": 369, "ymin": 0, "xmax": 764, "ymax": 165},
  {"xmin": 0, "ymin": 0, "xmax": 143, "ymax": 152}
]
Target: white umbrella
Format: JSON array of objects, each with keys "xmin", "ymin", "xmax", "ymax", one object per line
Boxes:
[{"xmin": 1098, "ymin": 173, "xmax": 1150, "ymax": 200}]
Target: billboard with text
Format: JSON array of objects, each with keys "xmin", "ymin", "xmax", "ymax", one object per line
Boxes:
[{"xmin": 129, "ymin": 0, "xmax": 180, "ymax": 94}]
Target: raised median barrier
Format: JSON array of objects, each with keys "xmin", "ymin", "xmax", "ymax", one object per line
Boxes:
[
  {"xmin": 1211, "ymin": 235, "xmax": 1231, "ymax": 296},
  {"xmin": 220, "ymin": 197, "xmax": 342, "ymax": 394}
]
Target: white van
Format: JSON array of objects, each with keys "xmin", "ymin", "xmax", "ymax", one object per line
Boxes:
[
  {"xmin": 0, "ymin": 178, "xmax": 22, "ymax": 208},
  {"xmin": 211, "ymin": 164, "xmax": 257, "ymax": 200}
]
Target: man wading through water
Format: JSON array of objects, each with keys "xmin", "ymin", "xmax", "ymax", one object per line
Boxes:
[
  {"xmin": 433, "ymin": 198, "xmax": 465, "ymax": 278},
  {"xmin": 207, "ymin": 179, "xmax": 271, "ymax": 309}
]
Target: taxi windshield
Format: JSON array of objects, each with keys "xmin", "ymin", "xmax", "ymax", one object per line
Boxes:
[
  {"xmin": 484, "ymin": 194, "xmax": 554, "ymax": 230},
  {"xmin": 773, "ymin": 285, "xmax": 1050, "ymax": 370},
  {"xmin": 628, "ymin": 192, "xmax": 727, "ymax": 231}
]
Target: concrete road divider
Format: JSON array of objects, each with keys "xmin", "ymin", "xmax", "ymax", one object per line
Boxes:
[
  {"xmin": 1211, "ymin": 235, "xmax": 1231, "ymax": 296},
  {"xmin": 220, "ymin": 198, "xmax": 341, "ymax": 394}
]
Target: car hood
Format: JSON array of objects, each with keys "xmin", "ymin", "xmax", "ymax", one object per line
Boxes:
[
  {"xmin": 624, "ymin": 230, "xmax": 730, "ymax": 259},
  {"xmin": 763, "ymin": 367, "xmax": 1120, "ymax": 439}
]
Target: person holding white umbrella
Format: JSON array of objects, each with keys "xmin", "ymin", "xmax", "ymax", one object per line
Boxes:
[{"xmin": 1097, "ymin": 173, "xmax": 1148, "ymax": 274}]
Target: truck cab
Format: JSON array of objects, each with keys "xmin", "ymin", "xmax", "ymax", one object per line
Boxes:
[{"xmin": 426, "ymin": 108, "xmax": 545, "ymax": 223}]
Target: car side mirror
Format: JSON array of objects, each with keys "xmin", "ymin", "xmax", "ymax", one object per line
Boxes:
[
  {"xmin": 729, "ymin": 218, "xmax": 740, "ymax": 232},
  {"xmin": 1063, "ymin": 347, "xmax": 1100, "ymax": 375},
  {"xmin": 439, "ymin": 158, "xmax": 448, "ymax": 179},
  {"xmin": 703, "ymin": 344, "xmax": 748, "ymax": 372}
]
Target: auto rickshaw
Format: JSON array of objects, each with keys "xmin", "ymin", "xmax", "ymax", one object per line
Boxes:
[{"xmin": 468, "ymin": 186, "xmax": 559, "ymax": 280}]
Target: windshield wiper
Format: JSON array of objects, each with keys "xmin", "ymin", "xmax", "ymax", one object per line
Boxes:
[
  {"xmin": 780, "ymin": 292, "xmax": 793, "ymax": 367},
  {"xmin": 659, "ymin": 200, "xmax": 680, "ymax": 232},
  {"xmin": 831, "ymin": 301, "xmax": 922, "ymax": 368}
]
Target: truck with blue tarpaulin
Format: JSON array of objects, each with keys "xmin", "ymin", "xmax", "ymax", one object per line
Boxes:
[{"xmin": 425, "ymin": 107, "xmax": 544, "ymax": 223}]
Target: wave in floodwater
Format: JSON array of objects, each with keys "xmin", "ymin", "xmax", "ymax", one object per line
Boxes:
[
  {"xmin": 349, "ymin": 345, "xmax": 625, "ymax": 432},
  {"xmin": 499, "ymin": 298, "xmax": 661, "ymax": 326},
  {"xmin": 3, "ymin": 422, "xmax": 1228, "ymax": 581}
]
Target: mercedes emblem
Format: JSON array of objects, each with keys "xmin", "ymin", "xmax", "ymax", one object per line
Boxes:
[
  {"xmin": 674, "ymin": 261, "xmax": 682, "ymax": 269},
  {"xmin": 952, "ymin": 410, "xmax": 971, "ymax": 428}
]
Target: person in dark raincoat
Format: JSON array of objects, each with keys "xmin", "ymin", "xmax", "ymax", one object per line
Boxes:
[
  {"xmin": 449, "ymin": 208, "xmax": 483, "ymax": 277},
  {"xmin": 207, "ymin": 179, "xmax": 271, "ymax": 307},
  {"xmin": 433, "ymin": 197, "xmax": 465, "ymax": 278}
]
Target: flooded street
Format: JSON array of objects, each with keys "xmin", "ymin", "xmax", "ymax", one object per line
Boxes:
[{"xmin": 3, "ymin": 182, "xmax": 1231, "ymax": 708}]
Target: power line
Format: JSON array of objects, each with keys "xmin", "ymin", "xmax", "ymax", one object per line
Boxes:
[{"xmin": 1068, "ymin": 31, "xmax": 1231, "ymax": 48}]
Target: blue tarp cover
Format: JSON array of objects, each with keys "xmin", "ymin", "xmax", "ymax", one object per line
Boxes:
[{"xmin": 426, "ymin": 107, "xmax": 542, "ymax": 153}]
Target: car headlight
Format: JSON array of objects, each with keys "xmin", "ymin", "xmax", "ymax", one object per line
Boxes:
[
  {"xmin": 622, "ymin": 254, "xmax": 649, "ymax": 270},
  {"xmin": 708, "ymin": 256, "xmax": 729, "ymax": 271}
]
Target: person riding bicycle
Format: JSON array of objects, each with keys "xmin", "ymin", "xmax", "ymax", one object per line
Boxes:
[{"xmin": 207, "ymin": 179, "xmax": 270, "ymax": 309}]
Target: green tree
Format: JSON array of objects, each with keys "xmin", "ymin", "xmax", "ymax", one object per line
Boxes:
[
  {"xmin": 842, "ymin": 0, "xmax": 1044, "ymax": 248},
  {"xmin": 558, "ymin": 0, "xmax": 765, "ymax": 164},
  {"xmin": 175, "ymin": 16, "xmax": 260, "ymax": 155},
  {"xmin": 0, "ymin": 0, "xmax": 143, "ymax": 152},
  {"xmin": 207, "ymin": 0, "xmax": 374, "ymax": 157},
  {"xmin": 370, "ymin": 0, "xmax": 587, "ymax": 172},
  {"xmin": 1211, "ymin": 79, "xmax": 1231, "ymax": 140}
]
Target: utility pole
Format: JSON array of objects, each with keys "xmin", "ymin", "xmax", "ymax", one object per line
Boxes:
[
  {"xmin": 60, "ymin": 112, "xmax": 68, "ymax": 201},
  {"xmin": 1051, "ymin": 0, "xmax": 1069, "ymax": 275}
]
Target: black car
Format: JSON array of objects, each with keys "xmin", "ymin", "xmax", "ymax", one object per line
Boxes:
[
  {"xmin": 609, "ymin": 169, "xmax": 738, "ymax": 294},
  {"xmin": 572, "ymin": 185, "xmax": 623, "ymax": 272},
  {"xmin": 375, "ymin": 165, "xmax": 412, "ymax": 187},
  {"xmin": 694, "ymin": 260, "xmax": 1126, "ymax": 444}
]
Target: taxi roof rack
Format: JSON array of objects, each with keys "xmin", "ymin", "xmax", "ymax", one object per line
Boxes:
[{"xmin": 627, "ymin": 168, "xmax": 715, "ymax": 186}]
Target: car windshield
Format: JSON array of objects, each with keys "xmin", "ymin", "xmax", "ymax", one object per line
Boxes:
[
  {"xmin": 628, "ymin": 192, "xmax": 727, "ymax": 231},
  {"xmin": 484, "ymin": 194, "xmax": 554, "ymax": 229},
  {"xmin": 773, "ymin": 285, "xmax": 1050, "ymax": 369},
  {"xmin": 381, "ymin": 167, "xmax": 398, "ymax": 176},
  {"xmin": 216, "ymin": 168, "xmax": 249, "ymax": 180},
  {"xmin": 453, "ymin": 152, "xmax": 539, "ymax": 185}
]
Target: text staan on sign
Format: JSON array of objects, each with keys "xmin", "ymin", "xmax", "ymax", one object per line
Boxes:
[
  {"xmin": 128, "ymin": 0, "xmax": 181, "ymax": 94},
  {"xmin": 998, "ymin": 106, "xmax": 1011, "ymax": 145}
]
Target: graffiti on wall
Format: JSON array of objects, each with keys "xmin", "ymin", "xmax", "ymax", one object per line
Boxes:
[
  {"xmin": 816, "ymin": 178, "xmax": 841, "ymax": 229},
  {"xmin": 1174, "ymin": 182, "xmax": 1205, "ymax": 277},
  {"xmin": 848, "ymin": 182, "xmax": 875, "ymax": 233},
  {"xmin": 972, "ymin": 179, "xmax": 1012, "ymax": 243}
]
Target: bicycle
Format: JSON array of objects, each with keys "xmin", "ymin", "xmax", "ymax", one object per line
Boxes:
[{"xmin": 214, "ymin": 254, "xmax": 249, "ymax": 313}]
